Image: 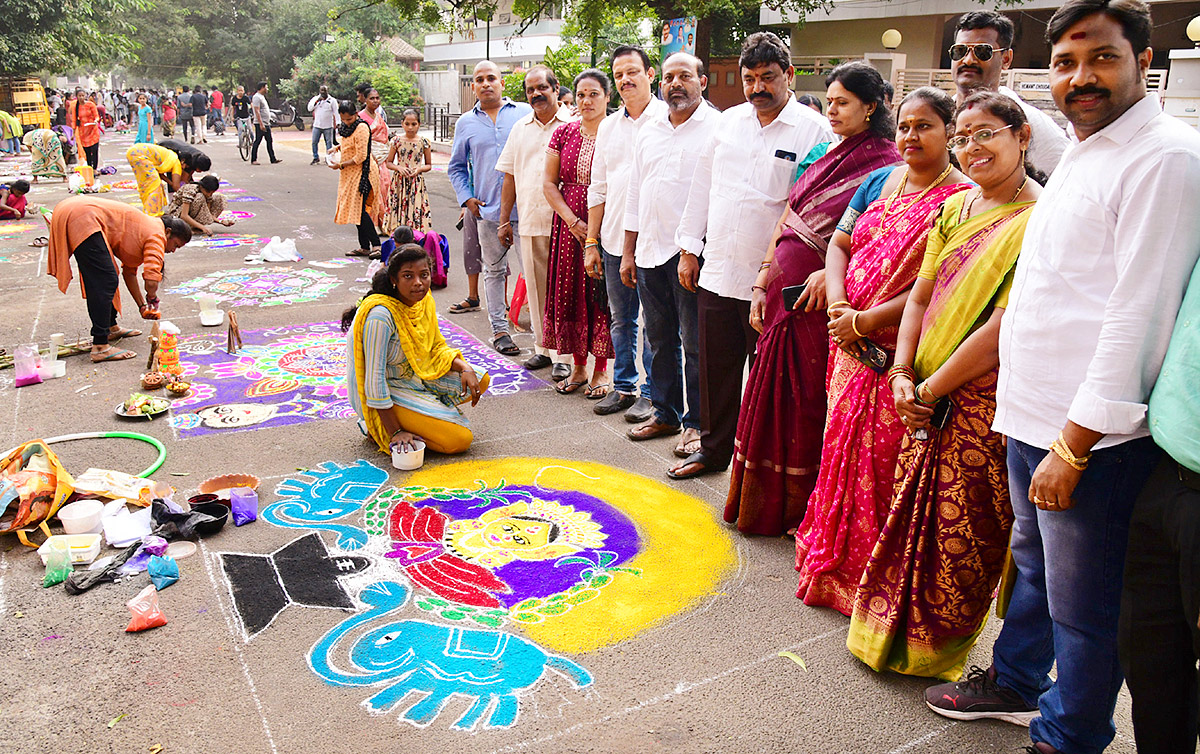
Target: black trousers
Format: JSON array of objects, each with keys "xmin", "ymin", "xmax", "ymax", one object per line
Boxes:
[
  {"xmin": 252, "ymin": 124, "xmax": 276, "ymax": 162},
  {"xmin": 82, "ymin": 143, "xmax": 99, "ymax": 170},
  {"xmin": 1120, "ymin": 453, "xmax": 1200, "ymax": 753},
  {"xmin": 179, "ymin": 116, "xmax": 192, "ymax": 141},
  {"xmin": 696, "ymin": 286, "xmax": 758, "ymax": 468},
  {"xmin": 357, "ymin": 208, "xmax": 380, "ymax": 250},
  {"xmin": 73, "ymin": 231, "xmax": 120, "ymax": 345}
]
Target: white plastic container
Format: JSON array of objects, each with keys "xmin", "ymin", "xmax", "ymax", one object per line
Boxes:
[
  {"xmin": 38, "ymin": 533, "xmax": 102, "ymax": 565},
  {"xmin": 391, "ymin": 440, "xmax": 426, "ymax": 471},
  {"xmin": 57, "ymin": 499, "xmax": 104, "ymax": 534}
]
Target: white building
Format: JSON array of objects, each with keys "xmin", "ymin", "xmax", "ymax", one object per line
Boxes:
[{"xmin": 422, "ymin": 0, "xmax": 567, "ymax": 73}]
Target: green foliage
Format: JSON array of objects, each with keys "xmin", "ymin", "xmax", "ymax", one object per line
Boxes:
[
  {"xmin": 543, "ymin": 43, "xmax": 589, "ymax": 87},
  {"xmin": 279, "ymin": 31, "xmax": 418, "ymax": 109},
  {"xmin": 0, "ymin": 0, "xmax": 151, "ymax": 76}
]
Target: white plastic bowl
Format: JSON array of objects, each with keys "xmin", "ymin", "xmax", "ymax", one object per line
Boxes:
[
  {"xmin": 391, "ymin": 440, "xmax": 426, "ymax": 471},
  {"xmin": 57, "ymin": 499, "xmax": 104, "ymax": 535}
]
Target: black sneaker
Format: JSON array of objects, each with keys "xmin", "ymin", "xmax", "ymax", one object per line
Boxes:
[{"xmin": 924, "ymin": 666, "xmax": 1039, "ymax": 726}]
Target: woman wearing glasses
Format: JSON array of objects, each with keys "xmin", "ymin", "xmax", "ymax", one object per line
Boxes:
[
  {"xmin": 848, "ymin": 91, "xmax": 1041, "ymax": 680},
  {"xmin": 793, "ymin": 86, "xmax": 969, "ymax": 613}
]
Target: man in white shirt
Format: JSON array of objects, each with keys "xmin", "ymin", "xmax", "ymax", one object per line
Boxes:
[
  {"xmin": 667, "ymin": 32, "xmax": 832, "ymax": 479},
  {"xmin": 586, "ymin": 45, "xmax": 668, "ymax": 422},
  {"xmin": 495, "ymin": 66, "xmax": 576, "ymax": 379},
  {"xmin": 950, "ymin": 10, "xmax": 1069, "ymax": 178},
  {"xmin": 924, "ymin": 3, "xmax": 1200, "ymax": 752},
  {"xmin": 308, "ymin": 85, "xmax": 338, "ymax": 165},
  {"xmin": 621, "ymin": 52, "xmax": 717, "ymax": 461}
]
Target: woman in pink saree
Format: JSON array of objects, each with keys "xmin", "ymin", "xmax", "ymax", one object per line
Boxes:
[
  {"xmin": 728, "ymin": 63, "xmax": 901, "ymax": 537},
  {"xmin": 795, "ymin": 87, "xmax": 970, "ymax": 614}
]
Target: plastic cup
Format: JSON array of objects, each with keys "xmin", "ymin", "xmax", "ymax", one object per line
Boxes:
[{"xmin": 391, "ymin": 440, "xmax": 426, "ymax": 471}]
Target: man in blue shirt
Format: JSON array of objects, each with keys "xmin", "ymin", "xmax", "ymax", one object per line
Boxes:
[
  {"xmin": 448, "ymin": 60, "xmax": 531, "ymax": 356},
  {"xmin": 1119, "ymin": 258, "xmax": 1200, "ymax": 753}
]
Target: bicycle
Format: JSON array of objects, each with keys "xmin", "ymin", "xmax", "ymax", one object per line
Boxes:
[{"xmin": 236, "ymin": 117, "xmax": 253, "ymax": 161}]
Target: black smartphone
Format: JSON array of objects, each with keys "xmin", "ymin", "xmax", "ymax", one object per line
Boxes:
[
  {"xmin": 850, "ymin": 339, "xmax": 889, "ymax": 374},
  {"xmin": 456, "ymin": 216, "xmax": 465, "ymax": 231},
  {"xmin": 782, "ymin": 283, "xmax": 807, "ymax": 311},
  {"xmin": 914, "ymin": 399, "xmax": 955, "ymax": 440},
  {"xmin": 775, "ymin": 149, "xmax": 797, "ymax": 162}
]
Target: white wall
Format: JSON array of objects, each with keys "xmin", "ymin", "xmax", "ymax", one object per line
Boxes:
[{"xmin": 416, "ymin": 69, "xmax": 461, "ymax": 107}]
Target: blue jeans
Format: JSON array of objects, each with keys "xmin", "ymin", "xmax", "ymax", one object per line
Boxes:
[
  {"xmin": 311, "ymin": 126, "xmax": 335, "ymax": 160},
  {"xmin": 637, "ymin": 253, "xmax": 699, "ymax": 429},
  {"xmin": 994, "ymin": 437, "xmax": 1160, "ymax": 754},
  {"xmin": 603, "ymin": 251, "xmax": 652, "ymax": 398}
]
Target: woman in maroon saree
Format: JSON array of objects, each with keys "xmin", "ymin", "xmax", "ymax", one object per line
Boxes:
[
  {"xmin": 795, "ymin": 87, "xmax": 970, "ymax": 612},
  {"xmin": 726, "ymin": 63, "xmax": 901, "ymax": 537}
]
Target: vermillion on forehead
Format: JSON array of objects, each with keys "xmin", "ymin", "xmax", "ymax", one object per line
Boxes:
[{"xmin": 1071, "ymin": 31, "xmax": 1088, "ymax": 39}]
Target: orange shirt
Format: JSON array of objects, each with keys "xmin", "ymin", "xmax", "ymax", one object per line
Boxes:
[
  {"xmin": 47, "ymin": 196, "xmax": 167, "ymax": 311},
  {"xmin": 74, "ymin": 101, "xmax": 100, "ymax": 147}
]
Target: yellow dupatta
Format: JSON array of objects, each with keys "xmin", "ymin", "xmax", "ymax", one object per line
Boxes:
[
  {"xmin": 913, "ymin": 193, "xmax": 1034, "ymax": 379},
  {"xmin": 351, "ymin": 293, "xmax": 462, "ymax": 451}
]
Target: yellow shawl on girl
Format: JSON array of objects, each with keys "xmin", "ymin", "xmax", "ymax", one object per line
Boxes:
[{"xmin": 351, "ymin": 293, "xmax": 461, "ymax": 451}]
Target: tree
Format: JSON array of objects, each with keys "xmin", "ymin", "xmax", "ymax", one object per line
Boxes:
[
  {"xmin": 0, "ymin": 0, "xmax": 151, "ymax": 76},
  {"xmin": 279, "ymin": 31, "xmax": 418, "ymax": 109}
]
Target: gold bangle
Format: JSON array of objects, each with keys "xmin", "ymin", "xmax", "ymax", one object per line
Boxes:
[
  {"xmin": 916, "ymin": 381, "xmax": 938, "ymax": 404},
  {"xmin": 828, "ymin": 300, "xmax": 851, "ymax": 310},
  {"xmin": 851, "ymin": 312, "xmax": 865, "ymax": 338},
  {"xmin": 1051, "ymin": 432, "xmax": 1091, "ymax": 470},
  {"xmin": 759, "ymin": 262, "xmax": 772, "ymax": 270}
]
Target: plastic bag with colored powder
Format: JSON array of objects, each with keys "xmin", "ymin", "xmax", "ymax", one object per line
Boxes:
[
  {"xmin": 125, "ymin": 584, "xmax": 168, "ymax": 632},
  {"xmin": 43, "ymin": 546, "xmax": 72, "ymax": 587}
]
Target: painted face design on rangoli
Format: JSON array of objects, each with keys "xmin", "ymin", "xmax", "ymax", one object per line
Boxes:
[{"xmin": 196, "ymin": 402, "xmax": 278, "ymax": 428}]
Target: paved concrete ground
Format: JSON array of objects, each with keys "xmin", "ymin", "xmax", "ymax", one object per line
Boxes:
[{"xmin": 0, "ymin": 128, "xmax": 1137, "ymax": 753}]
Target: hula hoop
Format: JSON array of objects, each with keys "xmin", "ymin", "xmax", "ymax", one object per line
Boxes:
[{"xmin": 38, "ymin": 431, "xmax": 167, "ymax": 478}]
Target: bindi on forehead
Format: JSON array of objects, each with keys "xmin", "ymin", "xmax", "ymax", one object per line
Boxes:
[{"xmin": 1070, "ymin": 31, "xmax": 1087, "ymax": 40}]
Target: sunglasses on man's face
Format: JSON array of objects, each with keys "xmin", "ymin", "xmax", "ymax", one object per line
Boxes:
[{"xmin": 949, "ymin": 43, "xmax": 1009, "ymax": 62}]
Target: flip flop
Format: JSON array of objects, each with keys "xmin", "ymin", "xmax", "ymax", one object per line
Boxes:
[
  {"xmin": 666, "ymin": 451, "xmax": 726, "ymax": 480},
  {"xmin": 555, "ymin": 379, "xmax": 588, "ymax": 395},
  {"xmin": 108, "ymin": 327, "xmax": 143, "ymax": 342},
  {"xmin": 585, "ymin": 382, "xmax": 611, "ymax": 400},
  {"xmin": 448, "ymin": 298, "xmax": 480, "ymax": 313},
  {"xmin": 345, "ymin": 248, "xmax": 370, "ymax": 257},
  {"xmin": 90, "ymin": 347, "xmax": 136, "ymax": 363},
  {"xmin": 28, "ymin": 236, "xmax": 48, "ymax": 247}
]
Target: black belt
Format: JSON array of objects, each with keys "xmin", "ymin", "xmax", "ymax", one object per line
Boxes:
[{"xmin": 1177, "ymin": 462, "xmax": 1200, "ymax": 493}]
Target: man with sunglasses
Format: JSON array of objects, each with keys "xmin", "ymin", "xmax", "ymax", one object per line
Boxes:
[{"xmin": 951, "ymin": 11, "xmax": 1069, "ymax": 177}]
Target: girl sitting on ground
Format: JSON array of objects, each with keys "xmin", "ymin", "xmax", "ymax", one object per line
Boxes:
[
  {"xmin": 342, "ymin": 243, "xmax": 489, "ymax": 456},
  {"xmin": 166, "ymin": 174, "xmax": 234, "ymax": 236}
]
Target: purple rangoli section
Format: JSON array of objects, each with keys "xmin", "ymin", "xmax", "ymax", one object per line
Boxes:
[{"xmin": 168, "ymin": 320, "xmax": 543, "ymax": 438}]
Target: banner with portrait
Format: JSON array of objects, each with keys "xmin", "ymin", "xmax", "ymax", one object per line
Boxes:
[{"xmin": 660, "ymin": 17, "xmax": 698, "ymax": 58}]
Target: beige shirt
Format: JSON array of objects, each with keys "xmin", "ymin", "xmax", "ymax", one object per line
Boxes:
[{"xmin": 495, "ymin": 106, "xmax": 576, "ymax": 237}]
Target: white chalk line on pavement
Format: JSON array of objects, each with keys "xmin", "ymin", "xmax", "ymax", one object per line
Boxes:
[
  {"xmin": 198, "ymin": 539, "xmax": 279, "ymax": 754},
  {"xmin": 887, "ymin": 720, "xmax": 958, "ymax": 753},
  {"xmin": 480, "ymin": 626, "xmax": 845, "ymax": 754}
]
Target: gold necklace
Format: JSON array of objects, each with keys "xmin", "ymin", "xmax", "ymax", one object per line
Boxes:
[
  {"xmin": 882, "ymin": 163, "xmax": 955, "ymax": 222},
  {"xmin": 964, "ymin": 175, "xmax": 1029, "ymax": 221}
]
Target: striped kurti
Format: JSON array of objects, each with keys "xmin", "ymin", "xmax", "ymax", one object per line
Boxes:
[{"xmin": 346, "ymin": 305, "xmax": 483, "ymax": 427}]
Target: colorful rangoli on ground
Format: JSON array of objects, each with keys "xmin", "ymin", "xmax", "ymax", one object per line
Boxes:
[
  {"xmin": 217, "ymin": 458, "xmax": 736, "ymax": 732},
  {"xmin": 167, "ymin": 320, "xmax": 543, "ymax": 438},
  {"xmin": 164, "ymin": 267, "xmax": 340, "ymax": 307}
]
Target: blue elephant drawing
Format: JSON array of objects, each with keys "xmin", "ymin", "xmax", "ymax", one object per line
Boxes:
[
  {"xmin": 308, "ymin": 580, "xmax": 593, "ymax": 731},
  {"xmin": 263, "ymin": 460, "xmax": 388, "ymax": 550}
]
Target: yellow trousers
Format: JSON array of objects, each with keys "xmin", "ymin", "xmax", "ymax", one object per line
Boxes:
[
  {"xmin": 378, "ymin": 372, "xmax": 490, "ymax": 455},
  {"xmin": 126, "ymin": 145, "xmax": 167, "ymax": 217}
]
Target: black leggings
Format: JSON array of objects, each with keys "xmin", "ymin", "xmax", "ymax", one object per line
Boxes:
[
  {"xmin": 73, "ymin": 232, "xmax": 120, "ymax": 345},
  {"xmin": 82, "ymin": 143, "xmax": 99, "ymax": 170},
  {"xmin": 357, "ymin": 208, "xmax": 380, "ymax": 251}
]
